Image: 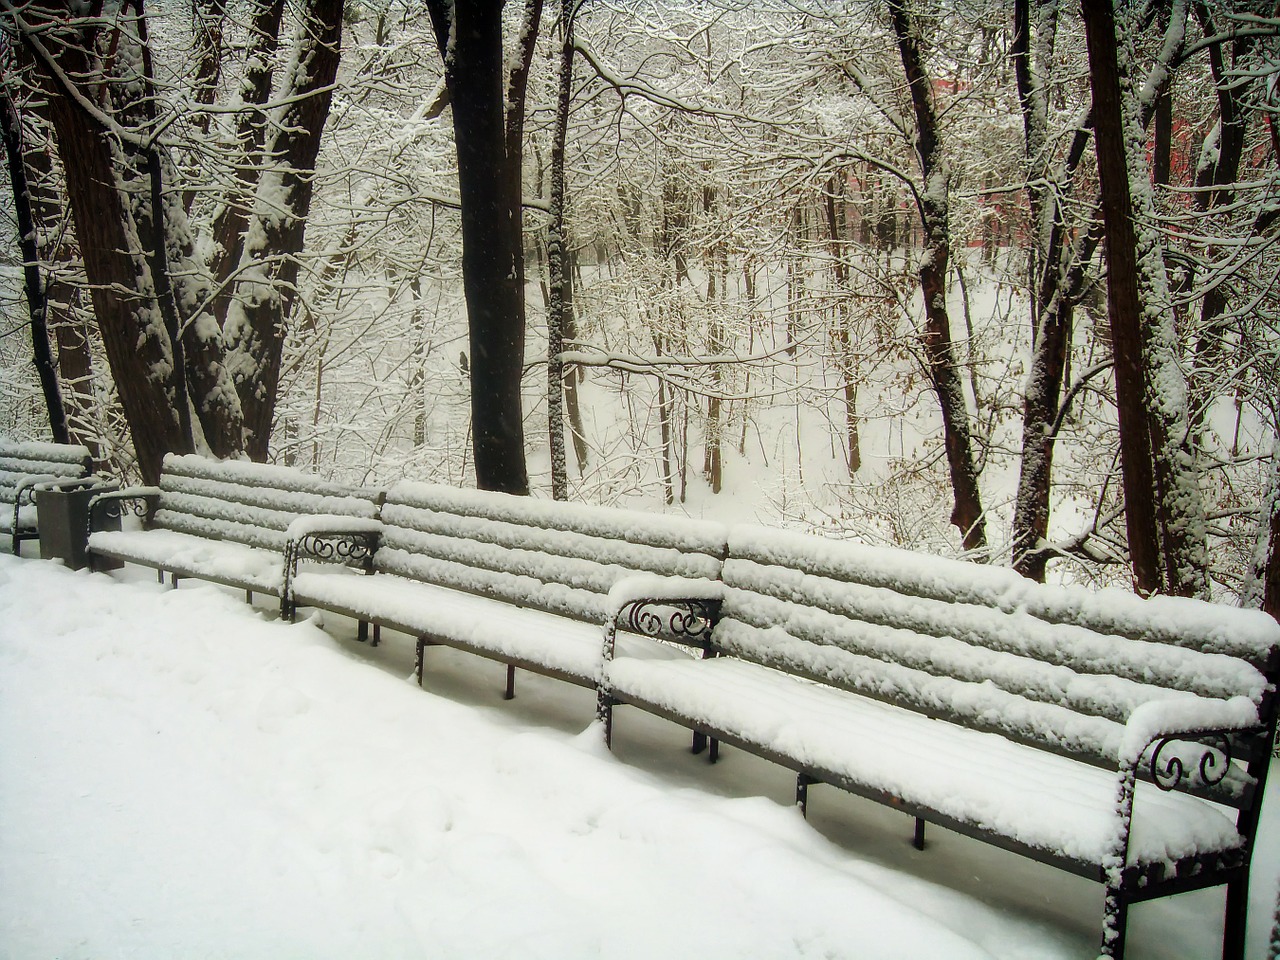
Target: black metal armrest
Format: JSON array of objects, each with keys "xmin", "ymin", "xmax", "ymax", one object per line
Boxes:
[
  {"xmin": 14, "ymin": 473, "xmax": 62, "ymax": 506},
  {"xmin": 88, "ymin": 487, "xmax": 160, "ymax": 532},
  {"xmin": 602, "ymin": 575, "xmax": 723, "ymax": 660},
  {"xmin": 281, "ymin": 518, "xmax": 383, "ymax": 620}
]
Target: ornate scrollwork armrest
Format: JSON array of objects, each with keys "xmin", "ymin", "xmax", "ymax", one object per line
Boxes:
[
  {"xmin": 281, "ymin": 518, "xmax": 383, "ymax": 620},
  {"xmin": 613, "ymin": 597, "xmax": 722, "ymax": 645},
  {"xmin": 1144, "ymin": 732, "xmax": 1236, "ymax": 792},
  {"xmin": 601, "ymin": 575, "xmax": 724, "ymax": 660},
  {"xmin": 88, "ymin": 487, "xmax": 160, "ymax": 531},
  {"xmin": 291, "ymin": 528, "xmax": 381, "ymax": 569}
]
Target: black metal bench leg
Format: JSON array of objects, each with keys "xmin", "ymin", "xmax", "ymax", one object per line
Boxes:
[
  {"xmin": 708, "ymin": 737, "xmax": 719, "ymax": 763},
  {"xmin": 245, "ymin": 589, "xmax": 253, "ymax": 604},
  {"xmin": 912, "ymin": 817, "xmax": 926, "ymax": 851},
  {"xmin": 596, "ymin": 692, "xmax": 614, "ymax": 750},
  {"xmin": 796, "ymin": 774, "xmax": 815, "ymax": 818},
  {"xmin": 1101, "ymin": 886, "xmax": 1129, "ymax": 960},
  {"xmin": 692, "ymin": 731, "xmax": 707, "ymax": 754},
  {"xmin": 357, "ymin": 620, "xmax": 369, "ymax": 643},
  {"xmin": 1222, "ymin": 875, "xmax": 1248, "ymax": 960},
  {"xmin": 504, "ymin": 664, "xmax": 516, "ymax": 700},
  {"xmin": 415, "ymin": 637, "xmax": 427, "ymax": 687}
]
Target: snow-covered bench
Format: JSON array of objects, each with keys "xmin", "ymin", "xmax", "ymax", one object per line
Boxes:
[
  {"xmin": 1, "ymin": 438, "xmax": 94, "ymax": 555},
  {"xmin": 599, "ymin": 526, "xmax": 1280, "ymax": 960},
  {"xmin": 285, "ymin": 480, "xmax": 729, "ymax": 698},
  {"xmin": 87, "ymin": 454, "xmax": 383, "ymax": 611}
]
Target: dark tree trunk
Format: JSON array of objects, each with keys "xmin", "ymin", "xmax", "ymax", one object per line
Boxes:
[
  {"xmin": 887, "ymin": 0, "xmax": 987, "ymax": 554},
  {"xmin": 823, "ymin": 183, "xmax": 860, "ymax": 476},
  {"xmin": 1, "ymin": 83, "xmax": 68, "ymax": 444},
  {"xmin": 23, "ymin": 9, "xmax": 190, "ymax": 482},
  {"xmin": 1010, "ymin": 0, "xmax": 1072, "ymax": 580},
  {"xmin": 225, "ymin": 0, "xmax": 343, "ymax": 461},
  {"xmin": 1082, "ymin": 0, "xmax": 1165, "ymax": 595},
  {"xmin": 427, "ymin": 0, "xmax": 532, "ymax": 495},
  {"xmin": 207, "ymin": 0, "xmax": 282, "ymax": 327},
  {"xmin": 546, "ymin": 0, "xmax": 573, "ymax": 501}
]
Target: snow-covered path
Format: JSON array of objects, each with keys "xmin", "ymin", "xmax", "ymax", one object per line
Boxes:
[{"xmin": 1, "ymin": 554, "xmax": 1276, "ymax": 959}]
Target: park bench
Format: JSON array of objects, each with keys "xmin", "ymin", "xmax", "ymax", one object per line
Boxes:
[
  {"xmin": 599, "ymin": 524, "xmax": 1280, "ymax": 960},
  {"xmin": 1, "ymin": 438, "xmax": 94, "ymax": 555},
  {"xmin": 87, "ymin": 454, "xmax": 382, "ymax": 609},
  {"xmin": 285, "ymin": 479, "xmax": 728, "ymax": 698},
  {"xmin": 115, "ymin": 459, "xmax": 1274, "ymax": 958}
]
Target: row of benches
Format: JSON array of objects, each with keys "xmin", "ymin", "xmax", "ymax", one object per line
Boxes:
[{"xmin": 12, "ymin": 448, "xmax": 1278, "ymax": 959}]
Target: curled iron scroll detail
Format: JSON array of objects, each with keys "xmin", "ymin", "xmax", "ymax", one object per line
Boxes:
[
  {"xmin": 1149, "ymin": 734, "xmax": 1233, "ymax": 792},
  {"xmin": 619, "ymin": 598, "xmax": 720, "ymax": 644},
  {"xmin": 298, "ymin": 532, "xmax": 377, "ymax": 567}
]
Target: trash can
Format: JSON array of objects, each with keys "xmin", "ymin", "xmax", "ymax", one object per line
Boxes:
[{"xmin": 35, "ymin": 477, "xmax": 119, "ymax": 570}]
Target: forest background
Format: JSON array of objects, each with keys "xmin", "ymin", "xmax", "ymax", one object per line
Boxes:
[{"xmin": 1, "ymin": 0, "xmax": 1278, "ymax": 610}]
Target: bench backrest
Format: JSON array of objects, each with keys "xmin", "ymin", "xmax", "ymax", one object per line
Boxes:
[
  {"xmin": 377, "ymin": 481, "xmax": 729, "ymax": 625},
  {"xmin": 152, "ymin": 454, "xmax": 380, "ymax": 552},
  {"xmin": 1, "ymin": 439, "xmax": 94, "ymax": 531},
  {"xmin": 1, "ymin": 439, "xmax": 93, "ymax": 495},
  {"xmin": 715, "ymin": 526, "xmax": 1279, "ymax": 769}
]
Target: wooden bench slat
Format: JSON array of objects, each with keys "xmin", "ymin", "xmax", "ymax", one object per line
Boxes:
[
  {"xmin": 725, "ymin": 557, "xmax": 1268, "ymax": 701},
  {"xmin": 728, "ymin": 526, "xmax": 1280, "ymax": 665}
]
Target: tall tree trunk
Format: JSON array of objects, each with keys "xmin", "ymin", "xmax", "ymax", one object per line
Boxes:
[
  {"xmin": 1010, "ymin": 0, "xmax": 1072, "ymax": 580},
  {"xmin": 20, "ymin": 5, "xmax": 190, "ymax": 482},
  {"xmin": 426, "ymin": 0, "xmax": 533, "ymax": 494},
  {"xmin": 207, "ymin": 0, "xmax": 282, "ymax": 326},
  {"xmin": 887, "ymin": 0, "xmax": 986, "ymax": 554},
  {"xmin": 19, "ymin": 90, "xmax": 100, "ymax": 458},
  {"xmin": 546, "ymin": 0, "xmax": 574, "ymax": 501},
  {"xmin": 1187, "ymin": 2, "xmax": 1256, "ymax": 447},
  {"xmin": 1, "ymin": 82, "xmax": 68, "ymax": 443},
  {"xmin": 823, "ymin": 181, "xmax": 861, "ymax": 476},
  {"xmin": 1083, "ymin": 0, "xmax": 1207, "ymax": 598},
  {"xmin": 224, "ymin": 0, "xmax": 343, "ymax": 461}
]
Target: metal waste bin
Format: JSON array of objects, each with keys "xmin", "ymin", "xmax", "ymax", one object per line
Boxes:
[{"xmin": 35, "ymin": 477, "xmax": 119, "ymax": 570}]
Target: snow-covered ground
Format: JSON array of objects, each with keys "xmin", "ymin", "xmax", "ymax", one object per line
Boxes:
[{"xmin": 1, "ymin": 553, "xmax": 1276, "ymax": 959}]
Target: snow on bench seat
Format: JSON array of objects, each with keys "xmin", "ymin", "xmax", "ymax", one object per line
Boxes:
[
  {"xmin": 87, "ymin": 454, "xmax": 381, "ymax": 599},
  {"xmin": 89, "ymin": 528, "xmax": 288, "ymax": 595},
  {"xmin": 287, "ymin": 479, "xmax": 729, "ymax": 694},
  {"xmin": 603, "ymin": 655, "xmax": 1244, "ymax": 870},
  {"xmin": 291, "ymin": 568, "xmax": 690, "ymax": 685}
]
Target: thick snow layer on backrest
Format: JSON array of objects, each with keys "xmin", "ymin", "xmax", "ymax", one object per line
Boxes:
[
  {"xmin": 722, "ymin": 557, "xmax": 1267, "ymax": 702},
  {"xmin": 376, "ymin": 483, "xmax": 728, "ymax": 619},
  {"xmin": 0, "ymin": 438, "xmax": 92, "ymax": 469},
  {"xmin": 379, "ymin": 546, "xmax": 611, "ymax": 622},
  {"xmin": 387, "ymin": 481, "xmax": 729, "ymax": 554},
  {"xmin": 728, "ymin": 526, "xmax": 1280, "ymax": 665},
  {"xmin": 153, "ymin": 455, "xmax": 379, "ymax": 550},
  {"xmin": 717, "ymin": 586, "xmax": 1240, "ymax": 725},
  {"xmin": 161, "ymin": 454, "xmax": 370, "ymax": 500},
  {"xmin": 717, "ymin": 525, "xmax": 1275, "ymax": 760},
  {"xmin": 0, "ymin": 440, "xmax": 92, "ymax": 505}
]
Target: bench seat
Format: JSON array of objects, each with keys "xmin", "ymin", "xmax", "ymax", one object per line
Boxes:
[
  {"xmin": 604, "ymin": 654, "xmax": 1243, "ymax": 871},
  {"xmin": 287, "ymin": 479, "xmax": 729, "ymax": 696},
  {"xmin": 89, "ymin": 528, "xmax": 288, "ymax": 596},
  {"xmin": 292, "ymin": 567, "xmax": 692, "ymax": 685},
  {"xmin": 87, "ymin": 454, "xmax": 382, "ymax": 602}
]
